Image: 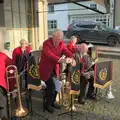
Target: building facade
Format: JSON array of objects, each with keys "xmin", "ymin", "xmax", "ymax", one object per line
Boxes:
[
  {"xmin": 47, "ymin": 1, "xmax": 113, "ymax": 34},
  {"xmin": 48, "ymin": 3, "xmax": 68, "ymax": 34},
  {"xmin": 0, "ymin": 0, "xmax": 48, "ymax": 50},
  {"xmin": 115, "ymin": 0, "xmax": 120, "ymax": 27}
]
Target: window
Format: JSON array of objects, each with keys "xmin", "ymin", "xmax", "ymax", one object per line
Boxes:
[
  {"xmin": 4, "ymin": 0, "xmax": 11, "ymax": 10},
  {"xmin": 4, "ymin": 0, "xmax": 35, "ymax": 48},
  {"xmin": 48, "ymin": 5, "xmax": 54, "ymax": 13},
  {"xmin": 90, "ymin": 4, "xmax": 97, "ymax": 9},
  {"xmin": 4, "ymin": 11, "xmax": 12, "ymax": 28},
  {"xmin": 95, "ymin": 15, "xmax": 110, "ymax": 27},
  {"xmin": 48, "ymin": 20, "xmax": 57, "ymax": 29}
]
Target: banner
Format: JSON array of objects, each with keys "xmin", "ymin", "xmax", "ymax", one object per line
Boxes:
[
  {"xmin": 91, "ymin": 47, "xmax": 98, "ymax": 63},
  {"xmin": 94, "ymin": 61, "xmax": 112, "ymax": 89},
  {"xmin": 27, "ymin": 56, "xmax": 42, "ymax": 91},
  {"xmin": 69, "ymin": 64, "xmax": 81, "ymax": 95}
]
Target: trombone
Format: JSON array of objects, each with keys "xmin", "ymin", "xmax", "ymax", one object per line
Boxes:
[{"xmin": 6, "ymin": 65, "xmax": 29, "ymax": 118}]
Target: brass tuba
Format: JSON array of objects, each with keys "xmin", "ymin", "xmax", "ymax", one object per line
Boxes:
[{"xmin": 6, "ymin": 65, "xmax": 29, "ymax": 118}]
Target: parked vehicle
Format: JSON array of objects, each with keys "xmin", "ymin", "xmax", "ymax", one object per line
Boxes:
[
  {"xmin": 66, "ymin": 21, "xmax": 120, "ymax": 46},
  {"xmin": 115, "ymin": 26, "xmax": 120, "ymax": 33}
]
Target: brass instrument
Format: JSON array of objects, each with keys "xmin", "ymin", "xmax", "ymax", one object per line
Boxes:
[
  {"xmin": 6, "ymin": 65, "xmax": 28, "ymax": 118},
  {"xmin": 60, "ymin": 62, "xmax": 76, "ymax": 111},
  {"xmin": 107, "ymin": 84, "xmax": 115, "ymax": 99},
  {"xmin": 6, "ymin": 65, "xmax": 17, "ymax": 119}
]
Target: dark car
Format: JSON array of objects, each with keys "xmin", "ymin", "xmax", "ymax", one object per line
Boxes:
[
  {"xmin": 115, "ymin": 26, "xmax": 120, "ymax": 33},
  {"xmin": 66, "ymin": 21, "xmax": 120, "ymax": 46}
]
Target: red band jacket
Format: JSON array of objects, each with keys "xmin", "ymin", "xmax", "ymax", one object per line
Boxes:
[
  {"xmin": 0, "ymin": 52, "xmax": 16, "ymax": 92},
  {"xmin": 12, "ymin": 46, "xmax": 32, "ymax": 63},
  {"xmin": 66, "ymin": 42, "xmax": 78, "ymax": 54},
  {"xmin": 39, "ymin": 38, "xmax": 73, "ymax": 81}
]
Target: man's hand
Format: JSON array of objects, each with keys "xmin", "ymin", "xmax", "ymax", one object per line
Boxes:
[
  {"xmin": 66, "ymin": 58, "xmax": 76, "ymax": 66},
  {"xmin": 82, "ymin": 72, "xmax": 90, "ymax": 79},
  {"xmin": 58, "ymin": 58, "xmax": 66, "ymax": 63},
  {"xmin": 71, "ymin": 59, "xmax": 76, "ymax": 66},
  {"xmin": 59, "ymin": 57, "xmax": 76, "ymax": 66},
  {"xmin": 66, "ymin": 58, "xmax": 72, "ymax": 63}
]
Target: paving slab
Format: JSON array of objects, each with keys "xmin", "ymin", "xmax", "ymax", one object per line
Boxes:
[{"xmin": 13, "ymin": 56, "xmax": 120, "ymax": 120}]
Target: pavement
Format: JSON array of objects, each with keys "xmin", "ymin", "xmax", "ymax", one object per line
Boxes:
[
  {"xmin": 16, "ymin": 56, "xmax": 120, "ymax": 120},
  {"xmin": 12, "ymin": 40, "xmax": 120, "ymax": 120},
  {"xmin": 21, "ymin": 100, "xmax": 113, "ymax": 120}
]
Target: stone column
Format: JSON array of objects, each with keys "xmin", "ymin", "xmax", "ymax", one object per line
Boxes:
[{"xmin": 37, "ymin": 0, "xmax": 48, "ymax": 49}]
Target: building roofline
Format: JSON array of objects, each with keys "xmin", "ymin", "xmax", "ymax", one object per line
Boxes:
[
  {"xmin": 48, "ymin": 2, "xmax": 68, "ymax": 5},
  {"xmin": 48, "ymin": 0, "xmax": 89, "ymax": 5}
]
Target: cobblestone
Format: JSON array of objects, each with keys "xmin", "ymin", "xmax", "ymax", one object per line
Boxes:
[{"xmin": 20, "ymin": 56, "xmax": 120, "ymax": 120}]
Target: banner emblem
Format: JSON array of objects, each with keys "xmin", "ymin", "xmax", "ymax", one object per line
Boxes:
[
  {"xmin": 99, "ymin": 68, "xmax": 107, "ymax": 81},
  {"xmin": 28, "ymin": 64, "xmax": 40, "ymax": 79},
  {"xmin": 71, "ymin": 70, "xmax": 80, "ymax": 84}
]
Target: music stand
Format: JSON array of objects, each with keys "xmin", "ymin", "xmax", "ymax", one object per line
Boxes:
[
  {"xmin": 58, "ymin": 65, "xmax": 84, "ymax": 120},
  {"xmin": 93, "ymin": 61, "xmax": 113, "ymax": 103},
  {"xmin": 87, "ymin": 46, "xmax": 110, "ymax": 103},
  {"xmin": 94, "ymin": 88, "xmax": 110, "ymax": 103},
  {"xmin": 58, "ymin": 94, "xmax": 84, "ymax": 120},
  {"xmin": 27, "ymin": 89, "xmax": 48, "ymax": 120},
  {"xmin": 26, "ymin": 55, "xmax": 48, "ymax": 120}
]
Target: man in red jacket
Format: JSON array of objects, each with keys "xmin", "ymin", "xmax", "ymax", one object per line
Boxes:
[
  {"xmin": 39, "ymin": 29, "xmax": 74, "ymax": 113},
  {"xmin": 66, "ymin": 36, "xmax": 78, "ymax": 54},
  {"xmin": 0, "ymin": 29, "xmax": 15, "ymax": 119},
  {"xmin": 0, "ymin": 51, "xmax": 16, "ymax": 119}
]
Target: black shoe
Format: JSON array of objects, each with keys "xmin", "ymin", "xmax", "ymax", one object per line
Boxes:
[
  {"xmin": 86, "ymin": 94, "xmax": 96, "ymax": 100},
  {"xmin": 0, "ymin": 107, "xmax": 4, "ymax": 110},
  {"xmin": 52, "ymin": 103, "xmax": 61, "ymax": 109},
  {"xmin": 1, "ymin": 117, "xmax": 8, "ymax": 120},
  {"xmin": 78, "ymin": 98, "xmax": 85, "ymax": 104},
  {"xmin": 43, "ymin": 104, "xmax": 54, "ymax": 113}
]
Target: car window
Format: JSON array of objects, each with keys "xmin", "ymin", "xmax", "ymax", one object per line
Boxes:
[
  {"xmin": 96, "ymin": 25, "xmax": 103, "ymax": 31},
  {"xmin": 94, "ymin": 25, "xmax": 98, "ymax": 30},
  {"xmin": 115, "ymin": 26, "xmax": 120, "ymax": 31},
  {"xmin": 76, "ymin": 24, "xmax": 96, "ymax": 29},
  {"xmin": 99, "ymin": 23, "xmax": 108, "ymax": 30},
  {"xmin": 118, "ymin": 28, "xmax": 120, "ymax": 31}
]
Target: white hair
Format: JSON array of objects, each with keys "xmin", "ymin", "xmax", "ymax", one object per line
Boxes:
[
  {"xmin": 70, "ymin": 36, "xmax": 77, "ymax": 41},
  {"xmin": 20, "ymin": 39, "xmax": 28, "ymax": 44},
  {"xmin": 52, "ymin": 29, "xmax": 63, "ymax": 37}
]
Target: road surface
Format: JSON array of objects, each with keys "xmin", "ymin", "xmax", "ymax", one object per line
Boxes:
[{"xmin": 64, "ymin": 39, "xmax": 120, "ymax": 52}]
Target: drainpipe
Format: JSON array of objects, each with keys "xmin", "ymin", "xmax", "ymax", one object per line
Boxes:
[{"xmin": 113, "ymin": 0, "xmax": 116, "ymax": 28}]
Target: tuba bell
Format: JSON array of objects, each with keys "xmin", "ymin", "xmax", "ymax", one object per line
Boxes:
[{"xmin": 6, "ymin": 65, "xmax": 29, "ymax": 118}]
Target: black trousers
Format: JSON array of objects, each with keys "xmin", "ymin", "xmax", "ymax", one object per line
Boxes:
[
  {"xmin": 79, "ymin": 72, "xmax": 94, "ymax": 99},
  {"xmin": 45, "ymin": 73, "xmax": 57, "ymax": 107},
  {"xmin": 0, "ymin": 88, "xmax": 7, "ymax": 119}
]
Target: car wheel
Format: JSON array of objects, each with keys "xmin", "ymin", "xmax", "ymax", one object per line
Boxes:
[{"xmin": 107, "ymin": 36, "xmax": 118, "ymax": 47}]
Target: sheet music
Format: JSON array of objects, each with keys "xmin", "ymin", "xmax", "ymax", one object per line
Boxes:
[
  {"xmin": 55, "ymin": 79, "xmax": 62, "ymax": 93},
  {"xmin": 40, "ymin": 80, "xmax": 62, "ymax": 92},
  {"xmin": 41, "ymin": 80, "xmax": 47, "ymax": 89}
]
